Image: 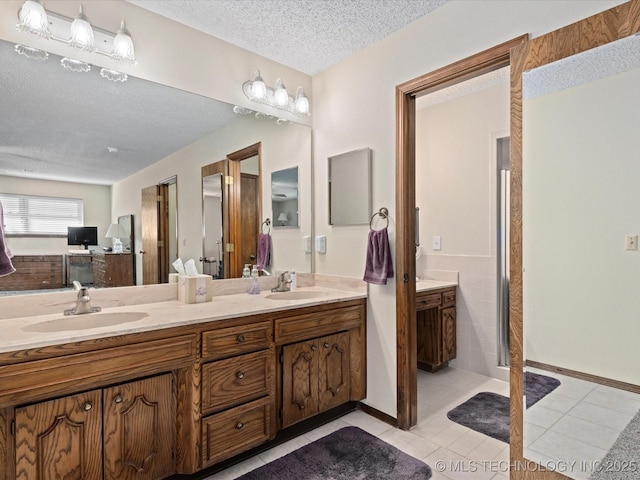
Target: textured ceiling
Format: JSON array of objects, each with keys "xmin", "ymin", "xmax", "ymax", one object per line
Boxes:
[
  {"xmin": 0, "ymin": 39, "xmax": 236, "ymax": 185},
  {"xmin": 127, "ymin": 0, "xmax": 449, "ymax": 75}
]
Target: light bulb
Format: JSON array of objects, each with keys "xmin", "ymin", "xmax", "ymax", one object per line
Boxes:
[
  {"xmin": 70, "ymin": 5, "xmax": 95, "ymax": 52},
  {"xmin": 295, "ymin": 87, "xmax": 309, "ymax": 115},
  {"xmin": 16, "ymin": 0, "xmax": 50, "ymax": 38},
  {"xmin": 274, "ymin": 78, "xmax": 289, "ymax": 107},
  {"xmin": 111, "ymin": 20, "xmax": 136, "ymax": 64},
  {"xmin": 251, "ymin": 70, "xmax": 266, "ymax": 99}
]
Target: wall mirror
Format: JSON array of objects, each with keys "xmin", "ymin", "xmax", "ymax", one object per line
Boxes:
[
  {"xmin": 271, "ymin": 167, "xmax": 299, "ymax": 228},
  {"xmin": 513, "ymin": 7, "xmax": 640, "ymax": 479},
  {"xmin": 0, "ymin": 36, "xmax": 312, "ymax": 293},
  {"xmin": 328, "ymin": 147, "xmax": 371, "ymax": 225}
]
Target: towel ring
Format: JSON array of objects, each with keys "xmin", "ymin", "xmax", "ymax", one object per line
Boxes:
[
  {"xmin": 262, "ymin": 218, "xmax": 271, "ymax": 234},
  {"xmin": 369, "ymin": 207, "xmax": 389, "ymax": 230}
]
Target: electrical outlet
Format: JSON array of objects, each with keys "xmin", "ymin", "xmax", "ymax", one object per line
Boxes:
[
  {"xmin": 625, "ymin": 234, "xmax": 638, "ymax": 251},
  {"xmin": 432, "ymin": 236, "xmax": 441, "ymax": 251}
]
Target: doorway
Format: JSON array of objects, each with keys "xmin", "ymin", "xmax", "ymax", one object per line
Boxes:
[
  {"xmin": 395, "ymin": 36, "xmax": 526, "ymax": 429},
  {"xmin": 140, "ymin": 176, "xmax": 178, "ymax": 285}
]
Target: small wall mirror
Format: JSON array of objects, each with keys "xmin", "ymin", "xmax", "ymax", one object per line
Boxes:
[
  {"xmin": 271, "ymin": 167, "xmax": 299, "ymax": 228},
  {"xmin": 328, "ymin": 147, "xmax": 371, "ymax": 225}
]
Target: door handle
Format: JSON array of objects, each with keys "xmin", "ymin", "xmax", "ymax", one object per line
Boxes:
[
  {"xmin": 249, "ymin": 254, "xmax": 256, "ymax": 260},
  {"xmin": 139, "ymin": 250, "xmax": 146, "ymax": 254}
]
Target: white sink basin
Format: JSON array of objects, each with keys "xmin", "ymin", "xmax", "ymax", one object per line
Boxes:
[
  {"xmin": 265, "ymin": 290, "xmax": 330, "ymax": 300},
  {"xmin": 23, "ymin": 312, "xmax": 149, "ymax": 333}
]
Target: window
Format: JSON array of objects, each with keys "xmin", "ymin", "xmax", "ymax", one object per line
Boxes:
[{"xmin": 0, "ymin": 193, "xmax": 84, "ymax": 236}]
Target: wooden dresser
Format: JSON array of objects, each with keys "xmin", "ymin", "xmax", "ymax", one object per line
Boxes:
[{"xmin": 92, "ymin": 253, "xmax": 134, "ymax": 288}]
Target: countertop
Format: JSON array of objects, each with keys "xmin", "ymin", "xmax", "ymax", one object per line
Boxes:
[
  {"xmin": 416, "ymin": 279, "xmax": 458, "ymax": 292},
  {"xmin": 0, "ymin": 286, "xmax": 366, "ymax": 354}
]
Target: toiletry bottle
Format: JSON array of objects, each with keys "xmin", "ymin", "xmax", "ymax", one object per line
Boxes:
[
  {"xmin": 290, "ymin": 270, "xmax": 297, "ymax": 291},
  {"xmin": 242, "ymin": 264, "xmax": 250, "ymax": 278},
  {"xmin": 248, "ymin": 276, "xmax": 260, "ymax": 294},
  {"xmin": 251, "ymin": 265, "xmax": 259, "ymax": 278}
]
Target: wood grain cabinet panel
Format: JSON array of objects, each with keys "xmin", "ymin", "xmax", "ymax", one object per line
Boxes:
[
  {"xmin": 92, "ymin": 254, "xmax": 134, "ymax": 288},
  {"xmin": 202, "ymin": 321, "xmax": 272, "ymax": 361},
  {"xmin": 103, "ymin": 375, "xmax": 174, "ymax": 480},
  {"xmin": 417, "ymin": 288, "xmax": 457, "ymax": 372},
  {"xmin": 201, "ymin": 350, "xmax": 273, "ymax": 414},
  {"xmin": 15, "ymin": 390, "xmax": 103, "ymax": 480},
  {"xmin": 318, "ymin": 332, "xmax": 350, "ymax": 413}
]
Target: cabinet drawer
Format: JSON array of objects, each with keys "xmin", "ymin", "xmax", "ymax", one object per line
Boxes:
[
  {"xmin": 416, "ymin": 293, "xmax": 441, "ymax": 311},
  {"xmin": 202, "ymin": 397, "xmax": 272, "ymax": 467},
  {"xmin": 442, "ymin": 290, "xmax": 456, "ymax": 306},
  {"xmin": 202, "ymin": 321, "xmax": 272, "ymax": 361},
  {"xmin": 202, "ymin": 350, "xmax": 273, "ymax": 413},
  {"xmin": 275, "ymin": 306, "xmax": 362, "ymax": 344}
]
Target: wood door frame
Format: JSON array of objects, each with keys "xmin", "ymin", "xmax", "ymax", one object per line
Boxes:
[
  {"xmin": 202, "ymin": 159, "xmax": 229, "ymax": 278},
  {"xmin": 395, "ymin": 36, "xmax": 527, "ymax": 430},
  {"xmin": 509, "ymin": 2, "xmax": 639, "ymax": 479},
  {"xmin": 227, "ymin": 142, "xmax": 262, "ymax": 277}
]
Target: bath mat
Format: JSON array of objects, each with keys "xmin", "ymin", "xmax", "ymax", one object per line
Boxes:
[
  {"xmin": 589, "ymin": 408, "xmax": 640, "ymax": 480},
  {"xmin": 236, "ymin": 426, "xmax": 433, "ymax": 480},
  {"xmin": 446, "ymin": 372, "xmax": 560, "ymax": 443}
]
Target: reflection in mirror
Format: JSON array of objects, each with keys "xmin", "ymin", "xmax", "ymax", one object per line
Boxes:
[
  {"xmin": 522, "ymin": 34, "xmax": 640, "ymax": 479},
  {"xmin": 202, "ymin": 173, "xmax": 224, "ymax": 279},
  {"xmin": 328, "ymin": 147, "xmax": 371, "ymax": 225},
  {"xmin": 272, "ymin": 167, "xmax": 299, "ymax": 228}
]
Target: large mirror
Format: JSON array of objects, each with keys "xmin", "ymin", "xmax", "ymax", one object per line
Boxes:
[
  {"xmin": 520, "ymin": 32, "xmax": 640, "ymax": 479},
  {"xmin": 328, "ymin": 147, "xmax": 371, "ymax": 225},
  {"xmin": 0, "ymin": 37, "xmax": 312, "ymax": 292},
  {"xmin": 272, "ymin": 167, "xmax": 299, "ymax": 228}
]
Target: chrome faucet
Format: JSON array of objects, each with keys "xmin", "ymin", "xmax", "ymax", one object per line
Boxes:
[
  {"xmin": 64, "ymin": 281, "xmax": 102, "ymax": 316},
  {"xmin": 271, "ymin": 271, "xmax": 292, "ymax": 293}
]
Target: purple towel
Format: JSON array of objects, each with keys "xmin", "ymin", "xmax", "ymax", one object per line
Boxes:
[
  {"xmin": 0, "ymin": 201, "xmax": 16, "ymax": 277},
  {"xmin": 363, "ymin": 227, "xmax": 393, "ymax": 285},
  {"xmin": 257, "ymin": 232, "xmax": 271, "ymax": 271}
]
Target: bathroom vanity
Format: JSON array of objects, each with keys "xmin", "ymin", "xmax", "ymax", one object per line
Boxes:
[
  {"xmin": 0, "ymin": 286, "xmax": 366, "ymax": 480},
  {"xmin": 416, "ymin": 282, "xmax": 457, "ymax": 372}
]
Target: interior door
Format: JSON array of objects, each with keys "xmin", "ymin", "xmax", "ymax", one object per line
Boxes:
[
  {"xmin": 240, "ymin": 173, "xmax": 259, "ymax": 270},
  {"xmin": 141, "ymin": 185, "xmax": 159, "ymax": 285}
]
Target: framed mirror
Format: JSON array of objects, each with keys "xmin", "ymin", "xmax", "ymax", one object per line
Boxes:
[
  {"xmin": 511, "ymin": 3, "xmax": 640, "ymax": 479},
  {"xmin": 271, "ymin": 167, "xmax": 299, "ymax": 228},
  {"xmin": 328, "ymin": 147, "xmax": 371, "ymax": 225}
]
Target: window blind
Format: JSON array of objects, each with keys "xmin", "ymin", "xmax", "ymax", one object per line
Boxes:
[{"xmin": 0, "ymin": 193, "xmax": 84, "ymax": 235}]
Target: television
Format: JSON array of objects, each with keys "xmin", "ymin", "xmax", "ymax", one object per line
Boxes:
[{"xmin": 67, "ymin": 226, "xmax": 98, "ymax": 249}]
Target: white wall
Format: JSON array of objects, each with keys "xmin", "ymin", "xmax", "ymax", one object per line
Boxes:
[
  {"xmin": 312, "ymin": 0, "xmax": 626, "ymax": 417},
  {"xmin": 524, "ymin": 67, "xmax": 640, "ymax": 385},
  {"xmin": 0, "ymin": 176, "xmax": 110, "ymax": 254},
  {"xmin": 416, "ymin": 81, "xmax": 509, "ymax": 380},
  {"xmin": 111, "ymin": 115, "xmax": 311, "ymax": 285}
]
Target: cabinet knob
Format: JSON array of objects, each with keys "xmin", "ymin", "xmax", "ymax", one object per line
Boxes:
[
  {"xmin": 311, "ymin": 345, "xmax": 317, "ymax": 352},
  {"xmin": 235, "ymin": 422, "xmax": 244, "ymax": 430},
  {"xmin": 236, "ymin": 371, "xmax": 245, "ymax": 380},
  {"xmin": 114, "ymin": 394, "xmax": 123, "ymax": 404},
  {"xmin": 237, "ymin": 334, "xmax": 245, "ymax": 343},
  {"xmin": 83, "ymin": 402, "xmax": 93, "ymax": 411},
  {"xmin": 324, "ymin": 342, "xmax": 330, "ymax": 349}
]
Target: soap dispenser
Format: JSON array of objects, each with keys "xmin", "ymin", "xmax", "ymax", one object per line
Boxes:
[
  {"xmin": 251, "ymin": 265, "xmax": 259, "ymax": 278},
  {"xmin": 290, "ymin": 269, "xmax": 297, "ymax": 291},
  {"xmin": 242, "ymin": 264, "xmax": 250, "ymax": 278}
]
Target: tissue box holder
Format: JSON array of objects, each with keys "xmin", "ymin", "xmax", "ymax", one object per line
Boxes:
[{"xmin": 178, "ymin": 275, "xmax": 213, "ymax": 303}]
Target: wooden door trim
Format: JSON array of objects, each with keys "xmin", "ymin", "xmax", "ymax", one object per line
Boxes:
[
  {"xmin": 509, "ymin": 2, "xmax": 639, "ymax": 478},
  {"xmin": 395, "ymin": 35, "xmax": 527, "ymax": 430}
]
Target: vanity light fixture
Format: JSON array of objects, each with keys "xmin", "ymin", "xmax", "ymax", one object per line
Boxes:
[
  {"xmin": 242, "ymin": 70, "xmax": 311, "ymax": 117},
  {"xmin": 14, "ymin": 0, "xmax": 136, "ymax": 82},
  {"xmin": 232, "ymin": 105, "xmax": 292, "ymax": 126}
]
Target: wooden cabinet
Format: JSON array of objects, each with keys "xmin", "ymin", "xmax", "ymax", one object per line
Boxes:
[
  {"xmin": 93, "ymin": 253, "xmax": 134, "ymax": 288},
  {"xmin": 14, "ymin": 375, "xmax": 174, "ymax": 480},
  {"xmin": 282, "ymin": 331, "xmax": 350, "ymax": 428},
  {"xmin": 200, "ymin": 323, "xmax": 275, "ymax": 468},
  {"xmin": 416, "ymin": 287, "xmax": 457, "ymax": 372}
]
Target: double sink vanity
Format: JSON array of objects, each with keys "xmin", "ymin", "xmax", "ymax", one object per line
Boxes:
[{"xmin": 0, "ymin": 275, "xmax": 457, "ymax": 480}]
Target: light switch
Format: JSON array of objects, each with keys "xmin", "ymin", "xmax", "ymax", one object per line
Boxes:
[
  {"xmin": 625, "ymin": 234, "xmax": 638, "ymax": 251},
  {"xmin": 432, "ymin": 236, "xmax": 441, "ymax": 251},
  {"xmin": 315, "ymin": 235, "xmax": 327, "ymax": 254},
  {"xmin": 303, "ymin": 235, "xmax": 312, "ymax": 253}
]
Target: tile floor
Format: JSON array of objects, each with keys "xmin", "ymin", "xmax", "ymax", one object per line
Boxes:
[
  {"xmin": 204, "ymin": 367, "xmax": 511, "ymax": 480},
  {"xmin": 524, "ymin": 367, "xmax": 640, "ymax": 480}
]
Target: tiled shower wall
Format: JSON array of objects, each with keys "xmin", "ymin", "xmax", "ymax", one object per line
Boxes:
[{"xmin": 419, "ymin": 253, "xmax": 509, "ymax": 382}]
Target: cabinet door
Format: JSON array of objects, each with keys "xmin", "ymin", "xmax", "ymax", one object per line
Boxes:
[
  {"xmin": 281, "ymin": 340, "xmax": 319, "ymax": 428},
  {"xmin": 318, "ymin": 332, "xmax": 350, "ymax": 413},
  {"xmin": 15, "ymin": 390, "xmax": 102, "ymax": 480},
  {"xmin": 103, "ymin": 374, "xmax": 175, "ymax": 480},
  {"xmin": 441, "ymin": 307, "xmax": 457, "ymax": 363}
]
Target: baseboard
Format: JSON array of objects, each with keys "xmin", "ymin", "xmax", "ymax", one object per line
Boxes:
[
  {"xmin": 526, "ymin": 360, "xmax": 640, "ymax": 394},
  {"xmin": 357, "ymin": 402, "xmax": 398, "ymax": 427}
]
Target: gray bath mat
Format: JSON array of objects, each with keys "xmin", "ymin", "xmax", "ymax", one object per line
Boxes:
[
  {"xmin": 236, "ymin": 426, "xmax": 432, "ymax": 479},
  {"xmin": 446, "ymin": 372, "xmax": 561, "ymax": 443},
  {"xmin": 589, "ymin": 408, "xmax": 640, "ymax": 480}
]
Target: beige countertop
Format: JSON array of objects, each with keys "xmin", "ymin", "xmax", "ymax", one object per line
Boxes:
[
  {"xmin": 416, "ymin": 279, "xmax": 458, "ymax": 292},
  {"xmin": 0, "ymin": 286, "xmax": 366, "ymax": 355}
]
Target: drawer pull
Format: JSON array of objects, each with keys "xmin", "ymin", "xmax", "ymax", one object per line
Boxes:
[
  {"xmin": 324, "ymin": 342, "xmax": 330, "ymax": 349},
  {"xmin": 236, "ymin": 371, "xmax": 245, "ymax": 380},
  {"xmin": 311, "ymin": 345, "xmax": 317, "ymax": 352},
  {"xmin": 235, "ymin": 422, "xmax": 244, "ymax": 430},
  {"xmin": 114, "ymin": 394, "xmax": 123, "ymax": 404},
  {"xmin": 237, "ymin": 334, "xmax": 245, "ymax": 343},
  {"xmin": 83, "ymin": 402, "xmax": 93, "ymax": 411}
]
